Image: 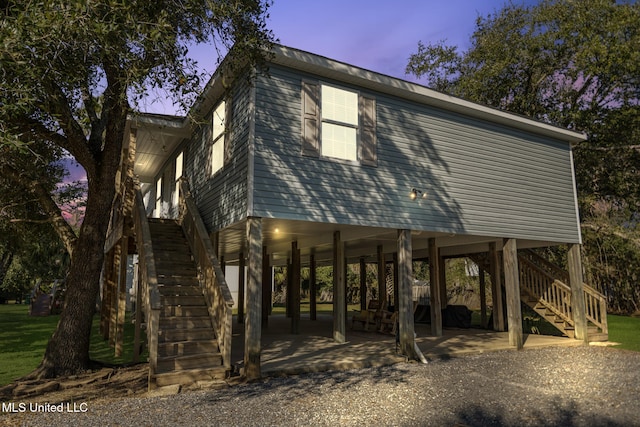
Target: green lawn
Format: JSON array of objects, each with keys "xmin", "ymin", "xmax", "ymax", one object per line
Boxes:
[
  {"xmin": 0, "ymin": 304, "xmax": 145, "ymax": 386},
  {"xmin": 608, "ymin": 314, "xmax": 640, "ymax": 352},
  {"xmin": 0, "ymin": 304, "xmax": 59, "ymax": 386},
  {"xmin": 1, "ymin": 302, "xmax": 639, "ymax": 386}
]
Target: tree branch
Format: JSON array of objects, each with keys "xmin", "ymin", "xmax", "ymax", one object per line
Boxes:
[{"xmin": 4, "ymin": 165, "xmax": 77, "ymax": 256}]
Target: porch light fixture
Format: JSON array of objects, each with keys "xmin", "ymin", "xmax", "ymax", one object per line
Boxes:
[{"xmin": 410, "ymin": 188, "xmax": 427, "ymax": 200}]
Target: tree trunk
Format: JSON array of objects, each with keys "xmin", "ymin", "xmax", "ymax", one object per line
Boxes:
[
  {"xmin": 35, "ymin": 172, "xmax": 116, "ymax": 377},
  {"xmin": 33, "ymin": 100, "xmax": 124, "ymax": 377}
]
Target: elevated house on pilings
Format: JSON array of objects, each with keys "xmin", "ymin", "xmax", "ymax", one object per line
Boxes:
[{"xmin": 101, "ymin": 45, "xmax": 608, "ymax": 389}]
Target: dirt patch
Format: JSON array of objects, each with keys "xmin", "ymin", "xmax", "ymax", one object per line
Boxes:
[{"xmin": 0, "ymin": 364, "xmax": 149, "ymax": 405}]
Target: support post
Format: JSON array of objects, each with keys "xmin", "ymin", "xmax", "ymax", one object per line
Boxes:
[
  {"xmin": 262, "ymin": 246, "xmax": 270, "ymax": 325},
  {"xmin": 333, "ymin": 231, "xmax": 346, "ymax": 343},
  {"xmin": 393, "ymin": 252, "xmax": 399, "ymax": 309},
  {"xmin": 115, "ymin": 236, "xmax": 128, "ymax": 357},
  {"xmin": 133, "ymin": 259, "xmax": 142, "ymax": 363},
  {"xmin": 398, "ymin": 229, "xmax": 417, "ymax": 358},
  {"xmin": 479, "ymin": 267, "xmax": 487, "ymax": 329},
  {"xmin": 503, "ymin": 238, "xmax": 523, "ymax": 349},
  {"xmin": 377, "ymin": 245, "xmax": 385, "ymax": 307},
  {"xmin": 489, "ymin": 242, "xmax": 505, "ymax": 332},
  {"xmin": 245, "ymin": 217, "xmax": 263, "ymax": 380},
  {"xmin": 109, "ymin": 242, "xmax": 122, "ymax": 346},
  {"xmin": 428, "ymin": 238, "xmax": 443, "ymax": 336},
  {"xmin": 291, "ymin": 241, "xmax": 301, "ymax": 334},
  {"xmin": 360, "ymin": 257, "xmax": 367, "ymax": 310},
  {"xmin": 310, "ymin": 253, "xmax": 317, "ymax": 321},
  {"xmin": 238, "ymin": 252, "xmax": 245, "ymax": 324},
  {"xmin": 439, "ymin": 255, "xmax": 447, "ymax": 308},
  {"xmin": 568, "ymin": 244, "xmax": 588, "ymax": 343}
]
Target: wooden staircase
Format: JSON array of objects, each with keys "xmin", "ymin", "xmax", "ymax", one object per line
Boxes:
[
  {"xmin": 148, "ymin": 218, "xmax": 227, "ymax": 387},
  {"xmin": 518, "ymin": 250, "xmax": 608, "ymax": 342}
]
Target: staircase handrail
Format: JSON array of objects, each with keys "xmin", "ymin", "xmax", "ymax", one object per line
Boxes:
[
  {"xmin": 519, "ymin": 252, "xmax": 608, "ymax": 337},
  {"xmin": 177, "ymin": 177, "xmax": 233, "ymax": 372},
  {"xmin": 518, "ymin": 255, "xmax": 574, "ymax": 326},
  {"xmin": 133, "ymin": 186, "xmax": 161, "ymax": 383},
  {"xmin": 583, "ymin": 283, "xmax": 609, "ymax": 335},
  {"xmin": 520, "ymin": 249, "xmax": 570, "ymax": 282}
]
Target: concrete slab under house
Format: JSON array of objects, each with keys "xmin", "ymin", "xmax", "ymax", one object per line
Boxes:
[{"xmin": 100, "ymin": 45, "xmax": 608, "ymax": 390}]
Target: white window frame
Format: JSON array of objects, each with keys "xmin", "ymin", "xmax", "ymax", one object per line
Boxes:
[
  {"xmin": 154, "ymin": 176, "xmax": 162, "ymax": 218},
  {"xmin": 320, "ymin": 85, "xmax": 359, "ymax": 162},
  {"xmin": 210, "ymin": 100, "xmax": 226, "ymax": 175},
  {"xmin": 172, "ymin": 151, "xmax": 184, "ymax": 209}
]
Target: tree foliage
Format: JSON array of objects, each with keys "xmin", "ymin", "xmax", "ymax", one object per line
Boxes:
[
  {"xmin": 406, "ymin": 0, "xmax": 640, "ymax": 313},
  {"xmin": 0, "ymin": 0, "xmax": 274, "ymax": 377}
]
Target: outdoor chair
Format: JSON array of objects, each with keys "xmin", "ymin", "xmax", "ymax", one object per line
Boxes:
[{"xmin": 351, "ymin": 299, "xmax": 381, "ymax": 331}]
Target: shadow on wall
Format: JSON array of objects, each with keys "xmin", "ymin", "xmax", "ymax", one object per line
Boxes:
[{"xmin": 251, "ymin": 77, "xmax": 465, "ymax": 234}]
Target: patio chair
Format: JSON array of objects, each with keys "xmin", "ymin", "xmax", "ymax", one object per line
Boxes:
[
  {"xmin": 351, "ymin": 299, "xmax": 381, "ymax": 331},
  {"xmin": 378, "ymin": 300, "xmax": 419, "ymax": 335}
]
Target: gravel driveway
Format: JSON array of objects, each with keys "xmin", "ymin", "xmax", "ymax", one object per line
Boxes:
[{"xmin": 3, "ymin": 346, "xmax": 639, "ymax": 426}]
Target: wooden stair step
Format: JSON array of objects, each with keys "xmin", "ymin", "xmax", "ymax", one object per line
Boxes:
[
  {"xmin": 161, "ymin": 295, "xmax": 207, "ymax": 306},
  {"xmin": 154, "ymin": 366, "xmax": 227, "ymax": 387},
  {"xmin": 158, "ymin": 340, "xmax": 219, "ymax": 357},
  {"xmin": 158, "ymin": 284, "xmax": 202, "ymax": 296},
  {"xmin": 160, "ymin": 316, "xmax": 212, "ymax": 329},
  {"xmin": 159, "ymin": 327, "xmax": 216, "ymax": 342},
  {"xmin": 157, "ymin": 353, "xmax": 223, "ymax": 372},
  {"xmin": 161, "ymin": 305, "xmax": 209, "ymax": 317}
]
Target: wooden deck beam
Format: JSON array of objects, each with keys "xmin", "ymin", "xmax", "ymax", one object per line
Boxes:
[
  {"xmin": 568, "ymin": 244, "xmax": 588, "ymax": 343},
  {"xmin": 333, "ymin": 231, "xmax": 346, "ymax": 343},
  {"xmin": 428, "ymin": 238, "xmax": 443, "ymax": 337},
  {"xmin": 398, "ymin": 229, "xmax": 416, "ymax": 358},
  {"xmin": 489, "ymin": 242, "xmax": 505, "ymax": 332},
  {"xmin": 245, "ymin": 217, "xmax": 263, "ymax": 380},
  {"xmin": 503, "ymin": 238, "xmax": 523, "ymax": 349}
]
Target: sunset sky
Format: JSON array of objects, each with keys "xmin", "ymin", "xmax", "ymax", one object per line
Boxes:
[{"xmin": 66, "ymin": 0, "xmax": 535, "ymax": 182}]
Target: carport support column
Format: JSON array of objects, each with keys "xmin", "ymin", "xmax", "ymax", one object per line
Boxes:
[
  {"xmin": 568, "ymin": 244, "xmax": 588, "ymax": 343},
  {"xmin": 503, "ymin": 238, "xmax": 523, "ymax": 349},
  {"xmin": 377, "ymin": 245, "xmax": 385, "ymax": 307},
  {"xmin": 238, "ymin": 252, "xmax": 245, "ymax": 324},
  {"xmin": 333, "ymin": 231, "xmax": 346, "ymax": 343},
  {"xmin": 489, "ymin": 242, "xmax": 505, "ymax": 332},
  {"xmin": 291, "ymin": 241, "xmax": 301, "ymax": 334},
  {"xmin": 245, "ymin": 217, "xmax": 263, "ymax": 380},
  {"xmin": 310, "ymin": 253, "xmax": 317, "ymax": 321},
  {"xmin": 398, "ymin": 229, "xmax": 417, "ymax": 359},
  {"xmin": 428, "ymin": 238, "xmax": 443, "ymax": 336}
]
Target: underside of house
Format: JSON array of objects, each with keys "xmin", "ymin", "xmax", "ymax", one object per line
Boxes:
[{"xmin": 100, "ymin": 46, "xmax": 608, "ymax": 390}]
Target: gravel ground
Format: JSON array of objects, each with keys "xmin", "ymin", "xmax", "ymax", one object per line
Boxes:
[{"xmin": 2, "ymin": 346, "xmax": 639, "ymax": 427}]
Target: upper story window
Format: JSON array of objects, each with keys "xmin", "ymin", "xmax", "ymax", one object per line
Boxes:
[
  {"xmin": 321, "ymin": 85, "xmax": 358, "ymax": 161},
  {"xmin": 210, "ymin": 100, "xmax": 226, "ymax": 175},
  {"xmin": 172, "ymin": 151, "xmax": 184, "ymax": 208},
  {"xmin": 302, "ymin": 81, "xmax": 377, "ymax": 166}
]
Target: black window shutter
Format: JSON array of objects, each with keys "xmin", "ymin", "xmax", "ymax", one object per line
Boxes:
[
  {"xmin": 301, "ymin": 81, "xmax": 320, "ymax": 157},
  {"xmin": 359, "ymin": 96, "xmax": 377, "ymax": 166}
]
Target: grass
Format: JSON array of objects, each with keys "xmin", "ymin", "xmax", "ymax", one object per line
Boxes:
[
  {"xmin": 608, "ymin": 314, "xmax": 640, "ymax": 352},
  {"xmin": 0, "ymin": 304, "xmax": 59, "ymax": 386},
  {"xmin": 1, "ymin": 302, "xmax": 638, "ymax": 386},
  {"xmin": 0, "ymin": 303, "xmax": 146, "ymax": 386}
]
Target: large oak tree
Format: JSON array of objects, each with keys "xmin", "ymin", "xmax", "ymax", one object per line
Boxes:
[
  {"xmin": 406, "ymin": 0, "xmax": 640, "ymax": 313},
  {"xmin": 0, "ymin": 0, "xmax": 274, "ymax": 377}
]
